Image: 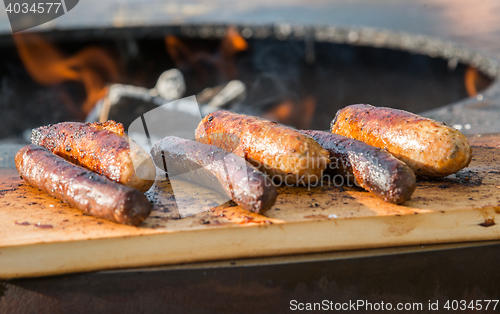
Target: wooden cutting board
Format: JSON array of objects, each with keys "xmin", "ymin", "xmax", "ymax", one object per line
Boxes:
[{"xmin": 0, "ymin": 137, "xmax": 499, "ymax": 279}]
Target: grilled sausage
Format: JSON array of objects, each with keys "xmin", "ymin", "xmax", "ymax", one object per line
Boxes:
[
  {"xmin": 195, "ymin": 110, "xmax": 330, "ymax": 185},
  {"xmin": 15, "ymin": 145, "xmax": 152, "ymax": 225},
  {"xmin": 151, "ymin": 136, "xmax": 277, "ymax": 214},
  {"xmin": 330, "ymin": 104, "xmax": 472, "ymax": 177},
  {"xmin": 31, "ymin": 120, "xmax": 155, "ymax": 192},
  {"xmin": 301, "ymin": 130, "xmax": 416, "ymax": 204}
]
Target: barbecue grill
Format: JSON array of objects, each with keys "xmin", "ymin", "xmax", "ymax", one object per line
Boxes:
[
  {"xmin": 1, "ymin": 1, "xmax": 500, "ymax": 313},
  {"xmin": 0, "ymin": 23, "xmax": 497, "ymax": 141}
]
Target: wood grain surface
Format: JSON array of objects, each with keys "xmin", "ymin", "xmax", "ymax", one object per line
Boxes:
[{"xmin": 0, "ymin": 139, "xmax": 499, "ymax": 279}]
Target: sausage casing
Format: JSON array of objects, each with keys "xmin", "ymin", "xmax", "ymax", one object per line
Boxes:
[
  {"xmin": 151, "ymin": 136, "xmax": 277, "ymax": 214},
  {"xmin": 31, "ymin": 120, "xmax": 155, "ymax": 192},
  {"xmin": 330, "ymin": 104, "xmax": 472, "ymax": 177},
  {"xmin": 15, "ymin": 145, "xmax": 152, "ymax": 225},
  {"xmin": 195, "ymin": 110, "xmax": 330, "ymax": 185},
  {"xmin": 301, "ymin": 130, "xmax": 416, "ymax": 204}
]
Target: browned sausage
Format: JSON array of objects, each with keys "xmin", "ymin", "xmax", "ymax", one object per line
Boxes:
[
  {"xmin": 31, "ymin": 120, "xmax": 155, "ymax": 192},
  {"xmin": 330, "ymin": 104, "xmax": 472, "ymax": 177},
  {"xmin": 195, "ymin": 110, "xmax": 330, "ymax": 185},
  {"xmin": 15, "ymin": 145, "xmax": 152, "ymax": 225},
  {"xmin": 301, "ymin": 130, "xmax": 416, "ymax": 204},
  {"xmin": 151, "ymin": 136, "xmax": 277, "ymax": 214}
]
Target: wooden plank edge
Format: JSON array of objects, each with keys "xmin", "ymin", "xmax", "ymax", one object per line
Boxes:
[
  {"xmin": 103, "ymin": 240, "xmax": 500, "ymax": 275},
  {"xmin": 0, "ymin": 206, "xmax": 499, "ymax": 279}
]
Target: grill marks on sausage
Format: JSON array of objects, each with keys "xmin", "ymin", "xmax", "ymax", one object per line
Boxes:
[
  {"xmin": 31, "ymin": 122, "xmax": 127, "ymax": 182},
  {"xmin": 31, "ymin": 120, "xmax": 154, "ymax": 192},
  {"xmin": 151, "ymin": 137, "xmax": 277, "ymax": 214},
  {"xmin": 302, "ymin": 130, "xmax": 416, "ymax": 204}
]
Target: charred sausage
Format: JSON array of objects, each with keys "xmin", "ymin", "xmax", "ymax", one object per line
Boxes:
[
  {"xmin": 195, "ymin": 110, "xmax": 330, "ymax": 185},
  {"xmin": 31, "ymin": 120, "xmax": 155, "ymax": 192},
  {"xmin": 15, "ymin": 145, "xmax": 152, "ymax": 225},
  {"xmin": 330, "ymin": 104, "xmax": 472, "ymax": 177},
  {"xmin": 151, "ymin": 136, "xmax": 277, "ymax": 214},
  {"xmin": 301, "ymin": 130, "xmax": 416, "ymax": 204}
]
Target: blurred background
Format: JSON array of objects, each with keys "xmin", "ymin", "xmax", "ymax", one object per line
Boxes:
[{"xmin": 0, "ymin": 0, "xmax": 499, "ymax": 144}]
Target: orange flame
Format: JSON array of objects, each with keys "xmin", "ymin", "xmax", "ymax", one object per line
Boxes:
[
  {"xmin": 221, "ymin": 27, "xmax": 248, "ymax": 79},
  {"xmin": 13, "ymin": 33, "xmax": 119, "ymax": 116},
  {"xmin": 262, "ymin": 96, "xmax": 316, "ymax": 129},
  {"xmin": 464, "ymin": 66, "xmax": 491, "ymax": 97},
  {"xmin": 165, "ymin": 35, "xmax": 195, "ymax": 68},
  {"xmin": 221, "ymin": 26, "xmax": 248, "ymax": 55},
  {"xmin": 165, "ymin": 26, "xmax": 247, "ymax": 81}
]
